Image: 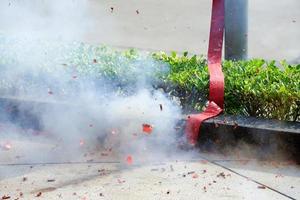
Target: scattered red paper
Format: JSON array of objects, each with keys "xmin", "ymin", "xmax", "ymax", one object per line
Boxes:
[
  {"xmin": 200, "ymin": 160, "xmax": 208, "ymax": 164},
  {"xmin": 79, "ymin": 139, "xmax": 85, "ymax": 146},
  {"xmin": 111, "ymin": 129, "xmax": 118, "ymax": 135},
  {"xmin": 36, "ymin": 192, "xmax": 42, "ymax": 197},
  {"xmin": 101, "ymin": 152, "xmax": 109, "ymax": 156},
  {"xmin": 117, "ymin": 179, "xmax": 125, "ymax": 184},
  {"xmin": 142, "ymin": 124, "xmax": 153, "ymax": 134},
  {"xmin": 257, "ymin": 185, "xmax": 266, "ymax": 189},
  {"xmin": 192, "ymin": 173, "xmax": 199, "ymax": 179},
  {"xmin": 1, "ymin": 142, "xmax": 12, "ymax": 150},
  {"xmin": 275, "ymin": 174, "xmax": 284, "ymax": 178},
  {"xmin": 126, "ymin": 155, "xmax": 133, "ymax": 165},
  {"xmin": 1, "ymin": 195, "xmax": 11, "ymax": 199}
]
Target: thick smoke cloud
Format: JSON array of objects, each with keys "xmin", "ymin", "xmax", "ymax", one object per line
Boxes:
[{"xmin": 0, "ymin": 0, "xmax": 183, "ymax": 165}]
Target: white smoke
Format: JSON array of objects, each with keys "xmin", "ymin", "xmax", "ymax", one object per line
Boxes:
[{"xmin": 0, "ymin": 0, "xmax": 183, "ymax": 165}]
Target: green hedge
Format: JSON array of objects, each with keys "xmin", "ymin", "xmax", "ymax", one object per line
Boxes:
[
  {"xmin": 153, "ymin": 51, "xmax": 300, "ymax": 122},
  {"xmin": 0, "ymin": 42, "xmax": 299, "ymax": 121}
]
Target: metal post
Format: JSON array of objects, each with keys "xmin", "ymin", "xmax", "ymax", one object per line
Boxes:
[{"xmin": 224, "ymin": 0, "xmax": 248, "ymax": 60}]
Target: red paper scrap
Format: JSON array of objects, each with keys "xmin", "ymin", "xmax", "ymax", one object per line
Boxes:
[
  {"xmin": 126, "ymin": 155, "xmax": 133, "ymax": 165},
  {"xmin": 142, "ymin": 124, "xmax": 153, "ymax": 134}
]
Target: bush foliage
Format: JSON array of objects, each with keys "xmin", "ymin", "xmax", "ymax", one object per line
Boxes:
[
  {"xmin": 153, "ymin": 51, "xmax": 300, "ymax": 122},
  {"xmin": 0, "ymin": 41, "xmax": 299, "ymax": 121}
]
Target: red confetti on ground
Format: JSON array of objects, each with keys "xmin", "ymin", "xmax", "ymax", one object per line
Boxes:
[
  {"xmin": 192, "ymin": 173, "xmax": 199, "ymax": 179},
  {"xmin": 36, "ymin": 192, "xmax": 42, "ymax": 197},
  {"xmin": 200, "ymin": 160, "xmax": 208, "ymax": 164},
  {"xmin": 117, "ymin": 179, "xmax": 125, "ymax": 184},
  {"xmin": 142, "ymin": 124, "xmax": 153, "ymax": 134},
  {"xmin": 101, "ymin": 152, "xmax": 109, "ymax": 156},
  {"xmin": 257, "ymin": 185, "xmax": 266, "ymax": 189},
  {"xmin": 126, "ymin": 155, "xmax": 133, "ymax": 165},
  {"xmin": 111, "ymin": 129, "xmax": 118, "ymax": 135},
  {"xmin": 275, "ymin": 174, "xmax": 284, "ymax": 178},
  {"xmin": 1, "ymin": 142, "xmax": 12, "ymax": 150},
  {"xmin": 79, "ymin": 139, "xmax": 85, "ymax": 146}
]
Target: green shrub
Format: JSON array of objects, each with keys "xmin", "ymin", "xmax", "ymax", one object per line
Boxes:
[
  {"xmin": 1, "ymin": 40, "xmax": 299, "ymax": 121},
  {"xmin": 153, "ymin": 52, "xmax": 300, "ymax": 122}
]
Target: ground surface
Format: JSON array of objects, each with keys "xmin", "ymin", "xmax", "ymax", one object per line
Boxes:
[
  {"xmin": 1, "ymin": 139, "xmax": 299, "ymax": 200},
  {"xmin": 85, "ymin": 0, "xmax": 300, "ymax": 62},
  {"xmin": 0, "ymin": 0, "xmax": 299, "ymax": 62}
]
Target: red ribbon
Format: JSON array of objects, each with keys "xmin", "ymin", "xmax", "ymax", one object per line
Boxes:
[{"xmin": 185, "ymin": 0, "xmax": 225, "ymax": 145}]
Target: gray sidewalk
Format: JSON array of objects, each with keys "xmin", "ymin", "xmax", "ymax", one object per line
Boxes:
[{"xmin": 85, "ymin": 0, "xmax": 300, "ymax": 62}]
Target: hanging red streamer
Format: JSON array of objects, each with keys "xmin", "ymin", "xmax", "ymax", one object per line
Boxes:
[{"xmin": 185, "ymin": 0, "xmax": 225, "ymax": 144}]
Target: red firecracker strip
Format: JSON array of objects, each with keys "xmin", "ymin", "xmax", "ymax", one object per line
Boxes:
[{"xmin": 185, "ymin": 0, "xmax": 225, "ymax": 144}]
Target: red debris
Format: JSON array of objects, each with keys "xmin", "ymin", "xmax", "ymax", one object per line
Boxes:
[
  {"xmin": 214, "ymin": 122, "xmax": 220, "ymax": 128},
  {"xmin": 275, "ymin": 174, "xmax": 284, "ymax": 178},
  {"xmin": 1, "ymin": 142, "xmax": 12, "ymax": 150},
  {"xmin": 217, "ymin": 172, "xmax": 226, "ymax": 179},
  {"xmin": 126, "ymin": 155, "xmax": 133, "ymax": 165},
  {"xmin": 233, "ymin": 122, "xmax": 238, "ymax": 129},
  {"xmin": 36, "ymin": 192, "xmax": 42, "ymax": 197},
  {"xmin": 200, "ymin": 160, "xmax": 208, "ymax": 164},
  {"xmin": 79, "ymin": 139, "xmax": 85, "ymax": 146},
  {"xmin": 257, "ymin": 185, "xmax": 266, "ymax": 189},
  {"xmin": 192, "ymin": 173, "xmax": 199, "ymax": 179},
  {"xmin": 101, "ymin": 152, "xmax": 109, "ymax": 156},
  {"xmin": 117, "ymin": 179, "xmax": 125, "ymax": 184},
  {"xmin": 142, "ymin": 124, "xmax": 153, "ymax": 134},
  {"xmin": 111, "ymin": 129, "xmax": 118, "ymax": 135}
]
